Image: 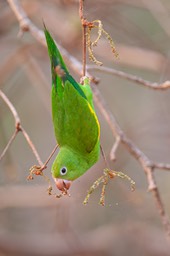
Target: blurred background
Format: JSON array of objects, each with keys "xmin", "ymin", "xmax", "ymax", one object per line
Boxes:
[{"xmin": 1, "ymin": 0, "xmax": 170, "ymax": 255}]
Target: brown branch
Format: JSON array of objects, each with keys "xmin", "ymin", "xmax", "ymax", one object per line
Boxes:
[
  {"xmin": 79, "ymin": 0, "xmax": 87, "ymax": 77},
  {"xmin": 92, "ymin": 85, "xmax": 170, "ymax": 236},
  {"xmin": 21, "ymin": 126, "xmax": 43, "ymax": 166},
  {"xmin": 0, "ymin": 89, "xmax": 43, "ymax": 166},
  {"xmin": 79, "ymin": 0, "xmax": 84, "ymax": 21},
  {"xmin": 7, "ymin": 0, "xmax": 46, "ymax": 46},
  {"xmin": 110, "ymin": 136, "xmax": 121, "ymax": 162},
  {"xmin": 42, "ymin": 144, "xmax": 58, "ymax": 169},
  {"xmin": 7, "ymin": 0, "xmax": 83, "ymax": 76},
  {"xmin": 7, "ymin": 0, "xmax": 170, "ymax": 236},
  {"xmin": 0, "ymin": 129, "xmax": 18, "ymax": 161},
  {"xmin": 0, "ymin": 89, "xmax": 20, "ymax": 126},
  {"xmin": 88, "ymin": 65, "xmax": 170, "ymax": 90},
  {"xmin": 0, "ymin": 89, "xmax": 20, "ymax": 161},
  {"xmin": 28, "ymin": 144, "xmax": 59, "ymax": 179},
  {"xmin": 153, "ymin": 162, "xmax": 170, "ymax": 171},
  {"xmin": 0, "ymin": 87, "xmax": 57, "ymax": 174}
]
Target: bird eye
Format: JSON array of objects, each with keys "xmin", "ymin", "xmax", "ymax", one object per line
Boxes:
[{"xmin": 60, "ymin": 167, "xmax": 67, "ymax": 176}]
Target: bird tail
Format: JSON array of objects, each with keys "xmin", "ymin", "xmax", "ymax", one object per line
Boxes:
[
  {"xmin": 44, "ymin": 24, "xmax": 87, "ymax": 99},
  {"xmin": 44, "ymin": 24, "xmax": 68, "ymax": 77}
]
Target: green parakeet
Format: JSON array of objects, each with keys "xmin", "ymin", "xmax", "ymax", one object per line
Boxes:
[{"xmin": 44, "ymin": 27, "xmax": 100, "ymax": 191}]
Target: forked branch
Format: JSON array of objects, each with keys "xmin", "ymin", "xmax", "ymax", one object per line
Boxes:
[{"xmin": 0, "ymin": 89, "xmax": 42, "ymax": 165}]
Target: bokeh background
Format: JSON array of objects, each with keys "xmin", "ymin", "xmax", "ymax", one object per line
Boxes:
[{"xmin": 1, "ymin": 0, "xmax": 170, "ymax": 255}]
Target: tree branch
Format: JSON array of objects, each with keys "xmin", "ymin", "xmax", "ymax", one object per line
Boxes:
[
  {"xmin": 0, "ymin": 129, "xmax": 18, "ymax": 161},
  {"xmin": 92, "ymin": 85, "xmax": 170, "ymax": 236},
  {"xmin": 0, "ymin": 89, "xmax": 43, "ymax": 166},
  {"xmin": 0, "ymin": 88, "xmax": 20, "ymax": 126},
  {"xmin": 110, "ymin": 136, "xmax": 121, "ymax": 162},
  {"xmin": 79, "ymin": 0, "xmax": 87, "ymax": 76},
  {"xmin": 88, "ymin": 65, "xmax": 170, "ymax": 90},
  {"xmin": 6, "ymin": 0, "xmax": 170, "ymax": 236}
]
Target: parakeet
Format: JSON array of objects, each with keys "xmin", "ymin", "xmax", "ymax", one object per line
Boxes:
[{"xmin": 44, "ymin": 27, "xmax": 100, "ymax": 192}]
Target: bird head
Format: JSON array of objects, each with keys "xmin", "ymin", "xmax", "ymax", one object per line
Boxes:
[{"xmin": 52, "ymin": 146, "xmax": 88, "ymax": 192}]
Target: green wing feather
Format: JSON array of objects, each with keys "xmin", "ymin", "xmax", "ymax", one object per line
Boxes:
[
  {"xmin": 44, "ymin": 26, "xmax": 100, "ymax": 154},
  {"xmin": 63, "ymin": 81, "xmax": 99, "ymax": 153},
  {"xmin": 44, "ymin": 27, "xmax": 86, "ymax": 99}
]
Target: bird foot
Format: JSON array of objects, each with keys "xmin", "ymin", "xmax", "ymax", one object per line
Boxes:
[
  {"xmin": 27, "ymin": 165, "xmax": 54, "ymax": 196},
  {"xmin": 27, "ymin": 165, "xmax": 44, "ymax": 180},
  {"xmin": 27, "ymin": 165, "xmax": 71, "ymax": 199}
]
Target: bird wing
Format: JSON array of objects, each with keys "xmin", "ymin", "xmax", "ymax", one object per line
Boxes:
[
  {"xmin": 45, "ymin": 26, "xmax": 100, "ymax": 153},
  {"xmin": 62, "ymin": 81, "xmax": 100, "ymax": 153}
]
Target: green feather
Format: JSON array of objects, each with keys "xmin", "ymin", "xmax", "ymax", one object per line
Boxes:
[
  {"xmin": 44, "ymin": 26, "xmax": 100, "ymax": 183},
  {"xmin": 44, "ymin": 27, "xmax": 86, "ymax": 99}
]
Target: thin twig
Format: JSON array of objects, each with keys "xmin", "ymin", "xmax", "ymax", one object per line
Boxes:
[
  {"xmin": 110, "ymin": 136, "xmax": 121, "ymax": 162},
  {"xmin": 42, "ymin": 144, "xmax": 59, "ymax": 170},
  {"xmin": 153, "ymin": 162, "xmax": 170, "ymax": 171},
  {"xmin": 88, "ymin": 65, "xmax": 170, "ymax": 90},
  {"xmin": 0, "ymin": 89, "xmax": 20, "ymax": 161},
  {"xmin": 100, "ymin": 145, "xmax": 109, "ymax": 168},
  {"xmin": 79, "ymin": 0, "xmax": 83, "ymax": 21},
  {"xmin": 0, "ymin": 129, "xmax": 19, "ymax": 161},
  {"xmin": 7, "ymin": 0, "xmax": 83, "ymax": 78},
  {"xmin": 7, "ymin": 0, "xmax": 45, "ymax": 46},
  {"xmin": 0, "ymin": 89, "xmax": 20, "ymax": 126},
  {"xmin": 21, "ymin": 126, "xmax": 43, "ymax": 166},
  {"xmin": 0, "ymin": 89, "xmax": 43, "ymax": 166},
  {"xmin": 27, "ymin": 144, "xmax": 58, "ymax": 189},
  {"xmin": 79, "ymin": 0, "xmax": 86, "ymax": 76},
  {"xmin": 92, "ymin": 85, "xmax": 170, "ymax": 236},
  {"xmin": 7, "ymin": 0, "xmax": 170, "ymax": 91}
]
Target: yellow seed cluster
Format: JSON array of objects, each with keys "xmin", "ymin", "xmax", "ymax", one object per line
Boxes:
[
  {"xmin": 84, "ymin": 168, "xmax": 135, "ymax": 205},
  {"xmin": 86, "ymin": 19, "xmax": 119, "ymax": 66}
]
